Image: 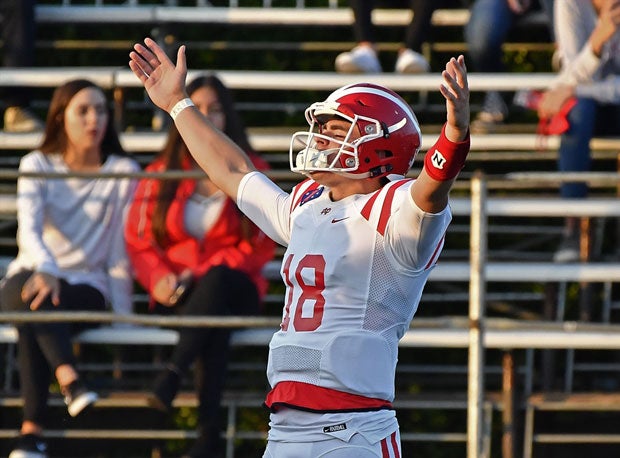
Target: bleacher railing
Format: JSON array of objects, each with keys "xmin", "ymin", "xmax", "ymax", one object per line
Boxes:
[{"xmin": 2, "ymin": 171, "xmax": 620, "ymax": 457}]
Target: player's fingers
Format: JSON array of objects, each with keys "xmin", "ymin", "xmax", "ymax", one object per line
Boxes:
[
  {"xmin": 446, "ymin": 56, "xmax": 467, "ymax": 90},
  {"xmin": 456, "ymin": 55, "xmax": 469, "ymax": 88},
  {"xmin": 447, "ymin": 59, "xmax": 462, "ymax": 88},
  {"xmin": 132, "ymin": 43, "xmax": 156, "ymax": 66},
  {"xmin": 128, "ymin": 51, "xmax": 152, "ymax": 80},
  {"xmin": 444, "ymin": 57, "xmax": 456, "ymax": 76},
  {"xmin": 439, "ymin": 81, "xmax": 456, "ymax": 102},
  {"xmin": 128, "ymin": 60, "xmax": 148, "ymax": 82},
  {"xmin": 176, "ymin": 45, "xmax": 187, "ymax": 72},
  {"xmin": 130, "ymin": 46, "xmax": 154, "ymax": 72},
  {"xmin": 144, "ymin": 37, "xmax": 171, "ymax": 67},
  {"xmin": 442, "ymin": 66, "xmax": 463, "ymax": 99},
  {"xmin": 133, "ymin": 44, "xmax": 160, "ymax": 74}
]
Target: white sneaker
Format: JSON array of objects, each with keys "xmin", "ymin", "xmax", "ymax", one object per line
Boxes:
[
  {"xmin": 395, "ymin": 49, "xmax": 430, "ymax": 74},
  {"xmin": 4, "ymin": 106, "xmax": 44, "ymax": 133},
  {"xmin": 335, "ymin": 46, "xmax": 381, "ymax": 73}
]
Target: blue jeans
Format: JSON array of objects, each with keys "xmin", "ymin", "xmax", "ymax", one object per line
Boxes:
[
  {"xmin": 0, "ymin": 0, "xmax": 36, "ymax": 106},
  {"xmin": 558, "ymin": 99, "xmax": 620, "ymax": 198},
  {"xmin": 464, "ymin": 0, "xmax": 554, "ymax": 72},
  {"xmin": 558, "ymin": 98, "xmax": 597, "ymax": 199}
]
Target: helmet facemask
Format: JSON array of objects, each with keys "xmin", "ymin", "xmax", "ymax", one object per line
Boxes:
[
  {"xmin": 290, "ymin": 83, "xmax": 422, "ymax": 180},
  {"xmin": 289, "ymin": 102, "xmax": 383, "ymax": 179}
]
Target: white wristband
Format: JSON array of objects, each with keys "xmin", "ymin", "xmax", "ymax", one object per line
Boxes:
[{"xmin": 169, "ymin": 98, "xmax": 194, "ymax": 121}]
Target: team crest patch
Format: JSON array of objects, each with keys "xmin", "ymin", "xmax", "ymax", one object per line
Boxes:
[
  {"xmin": 300, "ymin": 186, "xmax": 324, "ymax": 206},
  {"xmin": 323, "ymin": 423, "xmax": 347, "ymax": 433}
]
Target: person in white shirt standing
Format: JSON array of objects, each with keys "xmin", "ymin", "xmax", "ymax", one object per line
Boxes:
[
  {"xmin": 0, "ymin": 79, "xmax": 139, "ymax": 458},
  {"xmin": 129, "ymin": 38, "xmax": 470, "ymax": 457}
]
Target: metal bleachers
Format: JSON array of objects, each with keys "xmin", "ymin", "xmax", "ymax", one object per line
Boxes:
[
  {"xmin": 3, "ymin": 3, "xmax": 620, "ymax": 457},
  {"xmin": 4, "ymin": 180, "xmax": 620, "ymax": 457},
  {"xmin": 33, "ymin": 3, "xmax": 544, "ymax": 28}
]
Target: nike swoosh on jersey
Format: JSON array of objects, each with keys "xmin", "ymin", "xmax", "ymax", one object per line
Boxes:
[{"xmin": 331, "ymin": 217, "xmax": 350, "ymax": 223}]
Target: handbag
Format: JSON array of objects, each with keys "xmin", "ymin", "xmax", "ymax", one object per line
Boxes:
[{"xmin": 513, "ymin": 90, "xmax": 577, "ymax": 148}]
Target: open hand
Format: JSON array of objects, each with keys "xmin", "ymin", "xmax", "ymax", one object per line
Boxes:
[
  {"xmin": 129, "ymin": 37, "xmax": 189, "ymax": 114},
  {"xmin": 440, "ymin": 55, "xmax": 470, "ymax": 142}
]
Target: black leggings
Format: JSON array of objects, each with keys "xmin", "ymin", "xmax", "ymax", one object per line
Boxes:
[
  {"xmin": 0, "ymin": 270, "xmax": 106, "ymax": 424},
  {"xmin": 153, "ymin": 265, "xmax": 260, "ymax": 441},
  {"xmin": 349, "ymin": 0, "xmax": 439, "ymax": 52},
  {"xmin": 0, "ymin": 0, "xmax": 36, "ymax": 107}
]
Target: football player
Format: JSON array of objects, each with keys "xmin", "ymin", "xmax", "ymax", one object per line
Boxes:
[{"xmin": 129, "ymin": 38, "xmax": 470, "ymax": 457}]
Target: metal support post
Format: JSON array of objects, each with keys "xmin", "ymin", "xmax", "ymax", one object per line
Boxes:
[{"xmin": 468, "ymin": 171, "xmax": 487, "ymax": 458}]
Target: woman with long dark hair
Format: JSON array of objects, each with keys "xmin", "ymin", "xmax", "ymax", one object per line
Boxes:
[
  {"xmin": 0, "ymin": 79, "xmax": 139, "ymax": 458},
  {"xmin": 125, "ymin": 74, "xmax": 275, "ymax": 457}
]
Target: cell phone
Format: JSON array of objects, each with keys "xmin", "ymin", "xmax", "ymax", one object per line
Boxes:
[{"xmin": 169, "ymin": 277, "xmax": 193, "ymax": 305}]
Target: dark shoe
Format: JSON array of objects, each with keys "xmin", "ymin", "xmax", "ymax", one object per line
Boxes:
[
  {"xmin": 62, "ymin": 380, "xmax": 99, "ymax": 417},
  {"xmin": 8, "ymin": 433, "xmax": 49, "ymax": 458},
  {"xmin": 182, "ymin": 436, "xmax": 223, "ymax": 458},
  {"xmin": 553, "ymin": 233, "xmax": 580, "ymax": 263},
  {"xmin": 148, "ymin": 366, "xmax": 180, "ymax": 413}
]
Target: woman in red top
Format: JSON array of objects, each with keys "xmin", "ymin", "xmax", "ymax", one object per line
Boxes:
[{"xmin": 125, "ymin": 74, "xmax": 275, "ymax": 458}]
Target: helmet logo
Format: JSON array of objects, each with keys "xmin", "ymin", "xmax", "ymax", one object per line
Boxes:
[{"xmin": 430, "ymin": 149, "xmax": 447, "ymax": 170}]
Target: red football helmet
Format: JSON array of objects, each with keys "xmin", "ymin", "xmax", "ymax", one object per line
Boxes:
[{"xmin": 290, "ymin": 83, "xmax": 422, "ymax": 179}]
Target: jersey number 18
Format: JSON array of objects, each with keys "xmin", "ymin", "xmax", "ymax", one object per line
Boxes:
[{"xmin": 281, "ymin": 253, "xmax": 326, "ymax": 332}]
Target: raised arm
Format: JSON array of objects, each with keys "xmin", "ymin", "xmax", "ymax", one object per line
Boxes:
[
  {"xmin": 411, "ymin": 55, "xmax": 470, "ymax": 213},
  {"xmin": 129, "ymin": 38, "xmax": 256, "ymax": 200}
]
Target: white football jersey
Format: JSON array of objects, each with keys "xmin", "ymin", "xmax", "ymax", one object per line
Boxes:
[{"xmin": 237, "ymin": 172, "xmax": 451, "ymax": 404}]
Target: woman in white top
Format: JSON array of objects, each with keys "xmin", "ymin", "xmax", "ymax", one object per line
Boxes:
[
  {"xmin": 0, "ymin": 79, "xmax": 139, "ymax": 458},
  {"xmin": 539, "ymin": 0, "xmax": 620, "ymax": 262}
]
